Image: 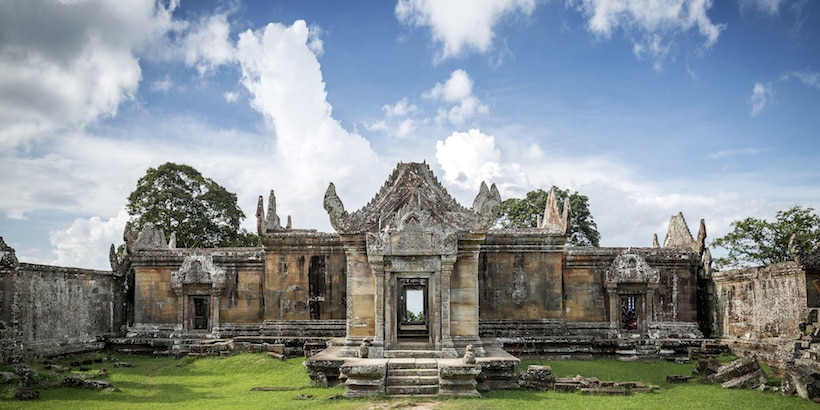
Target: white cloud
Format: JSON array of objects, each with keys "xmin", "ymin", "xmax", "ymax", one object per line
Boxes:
[
  {"xmin": 49, "ymin": 209, "xmax": 130, "ymax": 270},
  {"xmin": 0, "ymin": 0, "xmax": 178, "ymax": 148},
  {"xmin": 424, "ymin": 70, "xmax": 488, "ymax": 125},
  {"xmin": 435, "ymin": 129, "xmax": 502, "ymax": 189},
  {"xmin": 783, "ymin": 70, "xmax": 820, "ymax": 90},
  {"xmin": 750, "ymin": 82, "xmax": 771, "ymax": 116},
  {"xmin": 395, "ymin": 0, "xmax": 536, "ymax": 62},
  {"xmin": 383, "ymin": 98, "xmax": 418, "ymax": 117},
  {"xmin": 234, "ymin": 20, "xmax": 381, "ymax": 199},
  {"xmin": 571, "ymin": 0, "xmax": 725, "ymax": 67},
  {"xmin": 223, "ymin": 91, "xmax": 239, "ymax": 102},
  {"xmin": 182, "ymin": 12, "xmax": 236, "ymax": 75}
]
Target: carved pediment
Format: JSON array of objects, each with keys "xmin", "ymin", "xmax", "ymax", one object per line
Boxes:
[
  {"xmin": 171, "ymin": 255, "xmax": 226, "ymax": 291},
  {"xmin": 324, "ymin": 162, "xmax": 500, "ymax": 235},
  {"xmin": 605, "ymin": 253, "xmax": 659, "ymax": 284}
]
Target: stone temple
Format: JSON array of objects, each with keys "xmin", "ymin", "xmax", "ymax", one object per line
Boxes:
[{"xmin": 1, "ymin": 161, "xmax": 819, "ymax": 397}]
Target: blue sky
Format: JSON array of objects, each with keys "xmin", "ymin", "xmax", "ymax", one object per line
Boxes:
[{"xmin": 2, "ymin": 0, "xmax": 819, "ymax": 270}]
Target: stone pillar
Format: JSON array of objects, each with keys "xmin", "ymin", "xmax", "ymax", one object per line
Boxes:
[
  {"xmin": 174, "ymin": 289, "xmax": 184, "ymax": 335},
  {"xmin": 210, "ymin": 288, "xmax": 221, "ymax": 336},
  {"xmin": 606, "ymin": 284, "xmax": 618, "ymax": 332},
  {"xmin": 340, "ymin": 234, "xmax": 376, "ymax": 357},
  {"xmin": 370, "ymin": 254, "xmax": 386, "ymax": 355},
  {"xmin": 440, "ymin": 255, "xmax": 455, "ymax": 356}
]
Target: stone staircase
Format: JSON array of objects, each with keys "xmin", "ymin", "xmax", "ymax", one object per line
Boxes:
[{"xmin": 386, "ymin": 358, "xmax": 439, "ymax": 396}]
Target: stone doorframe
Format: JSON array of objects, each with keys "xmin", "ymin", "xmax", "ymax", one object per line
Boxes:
[
  {"xmin": 171, "ymin": 255, "xmax": 226, "ymax": 336},
  {"xmin": 605, "ymin": 253, "xmax": 659, "ymax": 337},
  {"xmin": 368, "ymin": 254, "xmax": 458, "ymax": 355}
]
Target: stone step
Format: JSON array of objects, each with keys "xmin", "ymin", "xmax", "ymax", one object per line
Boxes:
[
  {"xmin": 386, "ymin": 385, "xmax": 439, "ymax": 395},
  {"xmin": 385, "ymin": 350, "xmax": 441, "ymax": 359},
  {"xmin": 387, "ymin": 359, "xmax": 439, "ymax": 369},
  {"xmin": 386, "ymin": 375, "xmax": 439, "ymax": 386},
  {"xmin": 388, "ymin": 368, "xmax": 438, "ymax": 377}
]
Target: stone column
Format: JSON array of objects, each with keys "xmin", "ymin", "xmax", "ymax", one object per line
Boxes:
[
  {"xmin": 440, "ymin": 255, "xmax": 456, "ymax": 357},
  {"xmin": 174, "ymin": 289, "xmax": 184, "ymax": 335},
  {"xmin": 211, "ymin": 287, "xmax": 222, "ymax": 336},
  {"xmin": 370, "ymin": 255, "xmax": 386, "ymax": 352},
  {"xmin": 340, "ymin": 234, "xmax": 375, "ymax": 357},
  {"xmin": 606, "ymin": 284, "xmax": 619, "ymax": 333}
]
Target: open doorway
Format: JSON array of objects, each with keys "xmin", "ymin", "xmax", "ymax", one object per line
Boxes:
[
  {"xmin": 397, "ymin": 278, "xmax": 428, "ymax": 342},
  {"xmin": 191, "ymin": 295, "xmax": 210, "ymax": 330},
  {"xmin": 620, "ymin": 295, "xmax": 639, "ymax": 331}
]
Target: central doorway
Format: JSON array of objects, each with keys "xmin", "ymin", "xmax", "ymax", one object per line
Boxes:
[
  {"xmin": 397, "ymin": 278, "xmax": 429, "ymax": 344},
  {"xmin": 191, "ymin": 295, "xmax": 210, "ymax": 330}
]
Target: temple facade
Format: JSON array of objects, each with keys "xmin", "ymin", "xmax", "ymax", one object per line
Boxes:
[{"xmin": 126, "ymin": 162, "xmax": 709, "ymax": 358}]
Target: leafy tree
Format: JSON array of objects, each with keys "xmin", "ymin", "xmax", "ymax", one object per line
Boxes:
[
  {"xmin": 711, "ymin": 205, "xmax": 820, "ymax": 269},
  {"xmin": 126, "ymin": 162, "xmax": 259, "ymax": 248},
  {"xmin": 498, "ymin": 187, "xmax": 600, "ymax": 246}
]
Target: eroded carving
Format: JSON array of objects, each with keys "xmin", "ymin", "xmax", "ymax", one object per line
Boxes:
[
  {"xmin": 171, "ymin": 254, "xmax": 226, "ymax": 291},
  {"xmin": 605, "ymin": 253, "xmax": 660, "ymax": 284}
]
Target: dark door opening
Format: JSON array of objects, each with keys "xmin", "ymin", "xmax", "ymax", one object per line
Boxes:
[
  {"xmin": 397, "ymin": 278, "xmax": 428, "ymax": 341},
  {"xmin": 192, "ymin": 296, "xmax": 209, "ymax": 330},
  {"xmin": 620, "ymin": 295, "xmax": 639, "ymax": 331}
]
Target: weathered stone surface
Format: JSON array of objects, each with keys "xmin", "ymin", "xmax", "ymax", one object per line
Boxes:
[
  {"xmin": 666, "ymin": 374, "xmax": 691, "ymax": 383},
  {"xmin": 14, "ymin": 387, "xmax": 39, "ymax": 400},
  {"xmin": 706, "ymin": 356, "xmax": 763, "ymax": 385},
  {"xmin": 720, "ymin": 368, "xmax": 767, "ymax": 390},
  {"xmin": 782, "ymin": 363, "xmax": 820, "ymax": 400},
  {"xmin": 518, "ymin": 365, "xmax": 556, "ymax": 390}
]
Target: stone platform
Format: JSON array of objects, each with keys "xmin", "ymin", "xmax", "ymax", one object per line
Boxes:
[{"xmin": 303, "ymin": 342, "xmax": 520, "ymax": 397}]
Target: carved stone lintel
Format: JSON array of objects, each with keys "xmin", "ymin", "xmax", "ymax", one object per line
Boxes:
[
  {"xmin": 605, "ymin": 253, "xmax": 659, "ymax": 284},
  {"xmin": 170, "ymin": 255, "xmax": 226, "ymax": 291}
]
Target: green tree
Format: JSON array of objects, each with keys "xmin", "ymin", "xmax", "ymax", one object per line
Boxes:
[
  {"xmin": 498, "ymin": 187, "xmax": 600, "ymax": 246},
  {"xmin": 126, "ymin": 162, "xmax": 259, "ymax": 248},
  {"xmin": 711, "ymin": 205, "xmax": 820, "ymax": 269}
]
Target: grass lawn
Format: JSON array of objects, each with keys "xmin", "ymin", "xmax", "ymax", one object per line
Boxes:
[{"xmin": 0, "ymin": 353, "xmax": 814, "ymax": 409}]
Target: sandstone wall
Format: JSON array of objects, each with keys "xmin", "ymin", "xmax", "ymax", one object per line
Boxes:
[
  {"xmin": 0, "ymin": 263, "xmax": 125, "ymax": 361},
  {"xmin": 712, "ymin": 262, "xmax": 806, "ymax": 340},
  {"xmin": 262, "ymin": 233, "xmax": 346, "ymax": 321}
]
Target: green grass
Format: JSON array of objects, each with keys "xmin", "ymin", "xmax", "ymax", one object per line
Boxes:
[{"xmin": 0, "ymin": 353, "xmax": 814, "ymax": 409}]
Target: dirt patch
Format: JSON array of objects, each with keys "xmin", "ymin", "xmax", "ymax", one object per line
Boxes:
[{"xmin": 368, "ymin": 400, "xmax": 444, "ymax": 410}]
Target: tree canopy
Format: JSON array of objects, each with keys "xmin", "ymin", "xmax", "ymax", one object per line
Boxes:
[
  {"xmin": 711, "ymin": 205, "xmax": 820, "ymax": 269},
  {"xmin": 126, "ymin": 162, "xmax": 259, "ymax": 248},
  {"xmin": 498, "ymin": 187, "xmax": 600, "ymax": 247}
]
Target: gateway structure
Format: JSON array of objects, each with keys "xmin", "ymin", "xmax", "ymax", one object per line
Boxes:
[{"xmin": 126, "ymin": 162, "xmax": 707, "ymax": 356}]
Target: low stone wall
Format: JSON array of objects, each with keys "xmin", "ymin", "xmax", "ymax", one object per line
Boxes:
[{"xmin": 0, "ymin": 262, "xmax": 125, "ymax": 362}]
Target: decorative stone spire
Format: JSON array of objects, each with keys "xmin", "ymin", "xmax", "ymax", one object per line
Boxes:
[
  {"xmin": 663, "ymin": 212, "xmax": 697, "ymax": 251},
  {"xmin": 652, "ymin": 233, "xmax": 660, "ymax": 248},
  {"xmin": 257, "ymin": 190, "xmax": 285, "ymax": 235},
  {"xmin": 539, "ymin": 187, "xmax": 568, "ymax": 234}
]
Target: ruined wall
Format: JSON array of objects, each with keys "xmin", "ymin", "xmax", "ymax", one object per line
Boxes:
[
  {"xmin": 261, "ymin": 232, "xmax": 346, "ymax": 321},
  {"xmin": 0, "ymin": 263, "xmax": 124, "ymax": 361},
  {"xmin": 712, "ymin": 262, "xmax": 806, "ymax": 340},
  {"xmin": 712, "ymin": 262, "xmax": 807, "ymax": 369}
]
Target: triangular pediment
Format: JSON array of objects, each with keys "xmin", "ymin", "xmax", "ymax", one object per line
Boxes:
[{"xmin": 323, "ymin": 162, "xmax": 500, "ymax": 234}]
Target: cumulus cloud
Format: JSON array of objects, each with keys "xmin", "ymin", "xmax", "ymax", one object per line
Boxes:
[
  {"xmin": 424, "ymin": 70, "xmax": 488, "ymax": 125},
  {"xmin": 571, "ymin": 0, "xmax": 725, "ymax": 67},
  {"xmin": 49, "ymin": 209, "xmax": 130, "ymax": 270},
  {"xmin": 234, "ymin": 20, "xmax": 381, "ymax": 199},
  {"xmin": 181, "ymin": 12, "xmax": 236, "ymax": 75},
  {"xmin": 395, "ymin": 0, "xmax": 536, "ymax": 62},
  {"xmin": 0, "ymin": 0, "xmax": 177, "ymax": 148},
  {"xmin": 434, "ymin": 129, "xmax": 502, "ymax": 189}
]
